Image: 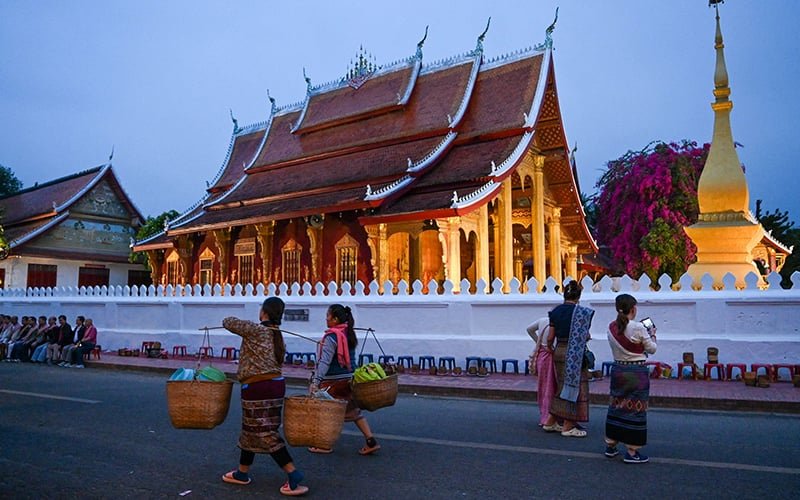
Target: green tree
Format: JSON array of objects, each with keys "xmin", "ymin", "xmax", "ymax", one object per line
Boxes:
[
  {"xmin": 129, "ymin": 210, "xmax": 180, "ymax": 265},
  {"xmin": 0, "ymin": 164, "xmax": 23, "ymax": 197}
]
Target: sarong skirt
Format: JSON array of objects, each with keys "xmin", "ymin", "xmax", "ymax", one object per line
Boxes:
[
  {"xmin": 239, "ymin": 378, "xmax": 287, "ymax": 453},
  {"xmin": 549, "ymin": 344, "xmax": 590, "ymax": 422},
  {"xmin": 320, "ymin": 378, "xmax": 362, "ymax": 422},
  {"xmin": 605, "ymin": 363, "xmax": 650, "ymax": 447}
]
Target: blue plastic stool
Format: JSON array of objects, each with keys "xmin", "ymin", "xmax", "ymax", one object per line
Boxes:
[
  {"xmin": 378, "ymin": 355, "xmax": 395, "ymax": 364},
  {"xmin": 397, "ymin": 355, "xmax": 414, "ymax": 368},
  {"xmin": 358, "ymin": 353, "xmax": 375, "ymax": 366},
  {"xmin": 301, "ymin": 352, "xmax": 316, "ymax": 363},
  {"xmin": 465, "ymin": 356, "xmax": 481, "ymax": 370},
  {"xmin": 285, "ymin": 352, "xmax": 302, "ymax": 364},
  {"xmin": 602, "ymin": 361, "xmax": 614, "ymax": 377},
  {"xmin": 418, "ymin": 355, "xmax": 435, "ymax": 369},
  {"xmin": 501, "ymin": 359, "xmax": 519, "ymax": 374},
  {"xmin": 438, "ymin": 356, "xmax": 456, "ymax": 370},
  {"xmin": 480, "ymin": 357, "xmax": 497, "ymax": 373}
]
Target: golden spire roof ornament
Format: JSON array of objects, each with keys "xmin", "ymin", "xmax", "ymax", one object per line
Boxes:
[{"xmin": 346, "ymin": 45, "xmax": 378, "ymax": 89}]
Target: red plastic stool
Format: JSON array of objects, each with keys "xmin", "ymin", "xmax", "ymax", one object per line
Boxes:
[
  {"xmin": 772, "ymin": 363, "xmax": 795, "ymax": 382},
  {"xmin": 172, "ymin": 345, "xmax": 187, "ymax": 357},
  {"xmin": 198, "ymin": 346, "xmax": 214, "ymax": 358},
  {"xmin": 221, "ymin": 347, "xmax": 237, "ymax": 360},
  {"xmin": 677, "ymin": 363, "xmax": 697, "ymax": 379},
  {"xmin": 750, "ymin": 363, "xmax": 773, "ymax": 380},
  {"xmin": 703, "ymin": 363, "xmax": 725, "ymax": 381},
  {"xmin": 726, "ymin": 363, "xmax": 747, "ymax": 380},
  {"xmin": 141, "ymin": 341, "xmax": 156, "ymax": 355},
  {"xmin": 645, "ymin": 361, "xmax": 666, "ymax": 379}
]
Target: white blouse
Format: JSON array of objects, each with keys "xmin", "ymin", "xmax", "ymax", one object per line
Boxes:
[{"xmin": 607, "ymin": 320, "xmax": 657, "ymax": 362}]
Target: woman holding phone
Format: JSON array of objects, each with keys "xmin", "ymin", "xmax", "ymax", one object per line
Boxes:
[{"xmin": 604, "ymin": 293, "xmax": 657, "ymax": 464}]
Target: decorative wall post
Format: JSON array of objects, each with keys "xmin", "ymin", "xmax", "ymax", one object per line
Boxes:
[{"xmin": 255, "ymin": 222, "xmax": 274, "ymax": 284}]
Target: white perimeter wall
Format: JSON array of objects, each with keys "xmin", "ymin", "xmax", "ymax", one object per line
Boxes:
[{"xmin": 2, "ymin": 272, "xmax": 799, "ymax": 368}]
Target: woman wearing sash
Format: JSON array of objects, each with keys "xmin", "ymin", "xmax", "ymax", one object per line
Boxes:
[
  {"xmin": 541, "ymin": 280, "xmax": 594, "ymax": 437},
  {"xmin": 604, "ymin": 293, "xmax": 657, "ymax": 464},
  {"xmin": 220, "ymin": 297, "xmax": 309, "ymax": 496}
]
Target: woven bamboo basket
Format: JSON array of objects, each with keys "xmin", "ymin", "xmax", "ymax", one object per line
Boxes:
[
  {"xmin": 352, "ymin": 374, "xmax": 398, "ymax": 411},
  {"xmin": 283, "ymin": 396, "xmax": 346, "ymax": 448},
  {"xmin": 166, "ymin": 379, "xmax": 234, "ymax": 429}
]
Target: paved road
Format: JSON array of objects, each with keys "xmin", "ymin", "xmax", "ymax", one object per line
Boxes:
[{"xmin": 1, "ymin": 364, "xmax": 798, "ymax": 499}]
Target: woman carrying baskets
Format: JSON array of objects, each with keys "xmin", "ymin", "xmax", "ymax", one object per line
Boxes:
[
  {"xmin": 220, "ymin": 297, "xmax": 309, "ymax": 496},
  {"xmin": 308, "ymin": 304, "xmax": 380, "ymax": 456}
]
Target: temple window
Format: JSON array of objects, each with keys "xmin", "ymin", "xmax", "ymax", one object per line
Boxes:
[
  {"xmin": 282, "ymin": 239, "xmax": 302, "ymax": 284},
  {"xmin": 27, "ymin": 263, "xmax": 57, "ymax": 288},
  {"xmin": 335, "ymin": 234, "xmax": 358, "ymax": 285},
  {"xmin": 166, "ymin": 251, "xmax": 179, "ymax": 285},
  {"xmin": 198, "ymin": 248, "xmax": 215, "ymax": 286},
  {"xmin": 234, "ymin": 238, "xmax": 256, "ymax": 285}
]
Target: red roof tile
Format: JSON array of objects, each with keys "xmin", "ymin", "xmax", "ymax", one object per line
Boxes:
[
  {"xmin": 210, "ymin": 130, "xmax": 265, "ymax": 191},
  {"xmin": 0, "ymin": 167, "xmax": 101, "ymax": 224}
]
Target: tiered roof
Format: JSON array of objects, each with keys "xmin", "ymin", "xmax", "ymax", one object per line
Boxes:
[{"xmin": 138, "ymin": 25, "xmax": 596, "ymax": 254}]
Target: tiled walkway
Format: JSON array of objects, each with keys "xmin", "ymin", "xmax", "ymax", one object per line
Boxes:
[{"xmin": 88, "ymin": 352, "xmax": 800, "ymax": 413}]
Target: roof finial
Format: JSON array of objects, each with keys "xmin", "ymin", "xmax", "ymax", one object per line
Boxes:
[
  {"xmin": 544, "ymin": 7, "xmax": 559, "ymax": 48},
  {"xmin": 108, "ymin": 145, "xmax": 114, "ymax": 163},
  {"xmin": 266, "ymin": 89, "xmax": 277, "ymax": 113},
  {"xmin": 416, "ymin": 25, "xmax": 429, "ymax": 59},
  {"xmin": 475, "ymin": 17, "xmax": 491, "ymax": 54},
  {"xmin": 229, "ymin": 108, "xmax": 240, "ymax": 133},
  {"xmin": 303, "ymin": 67, "xmax": 312, "ymax": 93}
]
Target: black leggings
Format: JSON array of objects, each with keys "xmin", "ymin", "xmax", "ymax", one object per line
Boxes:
[{"xmin": 240, "ymin": 446, "xmax": 292, "ymax": 469}]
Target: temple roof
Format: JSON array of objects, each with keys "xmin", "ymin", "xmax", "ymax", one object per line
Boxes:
[
  {"xmin": 136, "ymin": 32, "xmax": 596, "ymax": 254},
  {"xmin": 0, "ymin": 164, "xmax": 144, "ymax": 250}
]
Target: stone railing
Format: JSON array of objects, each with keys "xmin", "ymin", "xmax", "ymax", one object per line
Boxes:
[{"xmin": 2, "ymin": 271, "xmax": 798, "ymax": 370}]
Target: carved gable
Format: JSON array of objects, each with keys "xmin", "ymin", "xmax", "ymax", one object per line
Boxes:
[{"xmin": 71, "ymin": 179, "xmax": 130, "ymax": 219}]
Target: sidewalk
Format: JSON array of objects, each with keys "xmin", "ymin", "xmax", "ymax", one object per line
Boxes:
[{"xmin": 88, "ymin": 352, "xmax": 800, "ymax": 414}]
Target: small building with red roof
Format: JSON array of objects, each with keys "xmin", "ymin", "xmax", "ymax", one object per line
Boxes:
[
  {"xmin": 134, "ymin": 21, "xmax": 597, "ymax": 292},
  {"xmin": 0, "ymin": 163, "xmax": 148, "ymax": 290}
]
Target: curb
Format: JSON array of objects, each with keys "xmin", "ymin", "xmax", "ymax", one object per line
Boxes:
[{"xmin": 89, "ymin": 360, "xmax": 800, "ymax": 414}]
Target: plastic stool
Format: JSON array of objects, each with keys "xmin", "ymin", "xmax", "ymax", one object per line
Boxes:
[
  {"xmin": 602, "ymin": 361, "xmax": 614, "ymax": 377},
  {"xmin": 645, "ymin": 361, "xmax": 666, "ymax": 379},
  {"xmin": 221, "ymin": 347, "xmax": 237, "ymax": 360},
  {"xmin": 197, "ymin": 346, "xmax": 214, "ymax": 358},
  {"xmin": 141, "ymin": 341, "xmax": 156, "ymax": 354},
  {"xmin": 418, "ymin": 356, "xmax": 435, "ymax": 369},
  {"xmin": 751, "ymin": 363, "xmax": 773, "ymax": 380},
  {"xmin": 438, "ymin": 356, "xmax": 456, "ymax": 370},
  {"xmin": 703, "ymin": 363, "xmax": 725, "ymax": 381},
  {"xmin": 172, "ymin": 345, "xmax": 187, "ymax": 357},
  {"xmin": 725, "ymin": 363, "xmax": 746, "ymax": 380},
  {"xmin": 677, "ymin": 363, "xmax": 697, "ymax": 379},
  {"xmin": 524, "ymin": 360, "xmax": 530, "ymax": 376},
  {"xmin": 480, "ymin": 357, "xmax": 497, "ymax": 373},
  {"xmin": 501, "ymin": 359, "xmax": 519, "ymax": 374},
  {"xmin": 397, "ymin": 355, "xmax": 414, "ymax": 368},
  {"xmin": 301, "ymin": 352, "xmax": 316, "ymax": 363},
  {"xmin": 465, "ymin": 356, "xmax": 481, "ymax": 370},
  {"xmin": 285, "ymin": 352, "xmax": 301, "ymax": 364},
  {"xmin": 359, "ymin": 353, "xmax": 375, "ymax": 366},
  {"xmin": 84, "ymin": 345, "xmax": 102, "ymax": 360},
  {"xmin": 772, "ymin": 363, "xmax": 794, "ymax": 381},
  {"xmin": 378, "ymin": 355, "xmax": 395, "ymax": 364}
]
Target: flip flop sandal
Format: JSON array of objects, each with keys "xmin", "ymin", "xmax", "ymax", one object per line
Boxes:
[
  {"xmin": 280, "ymin": 482, "xmax": 309, "ymax": 496},
  {"xmin": 542, "ymin": 423, "xmax": 563, "ymax": 432},
  {"xmin": 358, "ymin": 443, "xmax": 381, "ymax": 455},
  {"xmin": 307, "ymin": 447, "xmax": 333, "ymax": 454},
  {"xmin": 561, "ymin": 427, "xmax": 588, "ymax": 438},
  {"xmin": 222, "ymin": 470, "xmax": 251, "ymax": 485}
]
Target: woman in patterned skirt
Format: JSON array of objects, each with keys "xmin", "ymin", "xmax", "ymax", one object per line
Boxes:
[
  {"xmin": 221, "ymin": 297, "xmax": 308, "ymax": 496},
  {"xmin": 604, "ymin": 293, "xmax": 657, "ymax": 464}
]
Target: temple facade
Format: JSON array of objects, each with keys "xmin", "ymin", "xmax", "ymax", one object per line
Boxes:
[
  {"xmin": 0, "ymin": 164, "xmax": 148, "ymax": 289},
  {"xmin": 134, "ymin": 24, "xmax": 596, "ymax": 292}
]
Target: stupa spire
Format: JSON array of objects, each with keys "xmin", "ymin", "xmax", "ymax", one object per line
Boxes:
[{"xmin": 696, "ymin": 5, "xmax": 749, "ymax": 216}]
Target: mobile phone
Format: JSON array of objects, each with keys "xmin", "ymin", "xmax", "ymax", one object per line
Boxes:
[{"xmin": 641, "ymin": 317, "xmax": 655, "ymax": 330}]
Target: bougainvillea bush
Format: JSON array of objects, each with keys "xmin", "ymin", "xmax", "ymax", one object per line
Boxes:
[{"xmin": 594, "ymin": 140, "xmax": 709, "ymax": 281}]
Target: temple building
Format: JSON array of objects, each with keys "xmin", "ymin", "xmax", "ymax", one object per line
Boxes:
[
  {"xmin": 0, "ymin": 163, "xmax": 148, "ymax": 290},
  {"xmin": 134, "ymin": 21, "xmax": 597, "ymax": 292}
]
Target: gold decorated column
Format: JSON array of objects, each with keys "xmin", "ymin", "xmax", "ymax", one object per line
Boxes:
[
  {"xmin": 477, "ymin": 204, "xmax": 490, "ymax": 291},
  {"xmin": 499, "ymin": 178, "xmax": 514, "ymax": 292},
  {"xmin": 212, "ymin": 228, "xmax": 231, "ymax": 285},
  {"xmin": 443, "ymin": 217, "xmax": 462, "ymax": 292},
  {"xmin": 566, "ymin": 244, "xmax": 579, "ymax": 281},
  {"xmin": 145, "ymin": 250, "xmax": 163, "ymax": 286},
  {"xmin": 531, "ymin": 155, "xmax": 546, "ymax": 290},
  {"xmin": 548, "ymin": 208, "xmax": 563, "ymax": 287},
  {"xmin": 255, "ymin": 222, "xmax": 275, "ymax": 284}
]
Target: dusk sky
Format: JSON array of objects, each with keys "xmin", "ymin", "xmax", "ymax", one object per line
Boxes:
[{"xmin": 2, "ymin": 1, "xmax": 798, "ymax": 228}]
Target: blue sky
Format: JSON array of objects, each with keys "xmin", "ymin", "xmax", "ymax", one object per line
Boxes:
[{"xmin": 2, "ymin": 0, "xmax": 798, "ymax": 227}]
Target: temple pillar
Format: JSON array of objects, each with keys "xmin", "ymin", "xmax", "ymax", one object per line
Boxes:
[
  {"xmin": 255, "ymin": 222, "xmax": 275, "ymax": 285},
  {"xmin": 306, "ymin": 225, "xmax": 322, "ymax": 284},
  {"xmin": 145, "ymin": 250, "xmax": 163, "ymax": 286},
  {"xmin": 439, "ymin": 217, "xmax": 462, "ymax": 292},
  {"xmin": 212, "ymin": 228, "xmax": 231, "ymax": 285},
  {"xmin": 499, "ymin": 178, "xmax": 514, "ymax": 292},
  {"xmin": 365, "ymin": 223, "xmax": 389, "ymax": 286},
  {"xmin": 477, "ymin": 204, "xmax": 490, "ymax": 290},
  {"xmin": 566, "ymin": 244, "xmax": 579, "ymax": 281},
  {"xmin": 531, "ymin": 155, "xmax": 546, "ymax": 290},
  {"xmin": 548, "ymin": 208, "xmax": 563, "ymax": 287}
]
